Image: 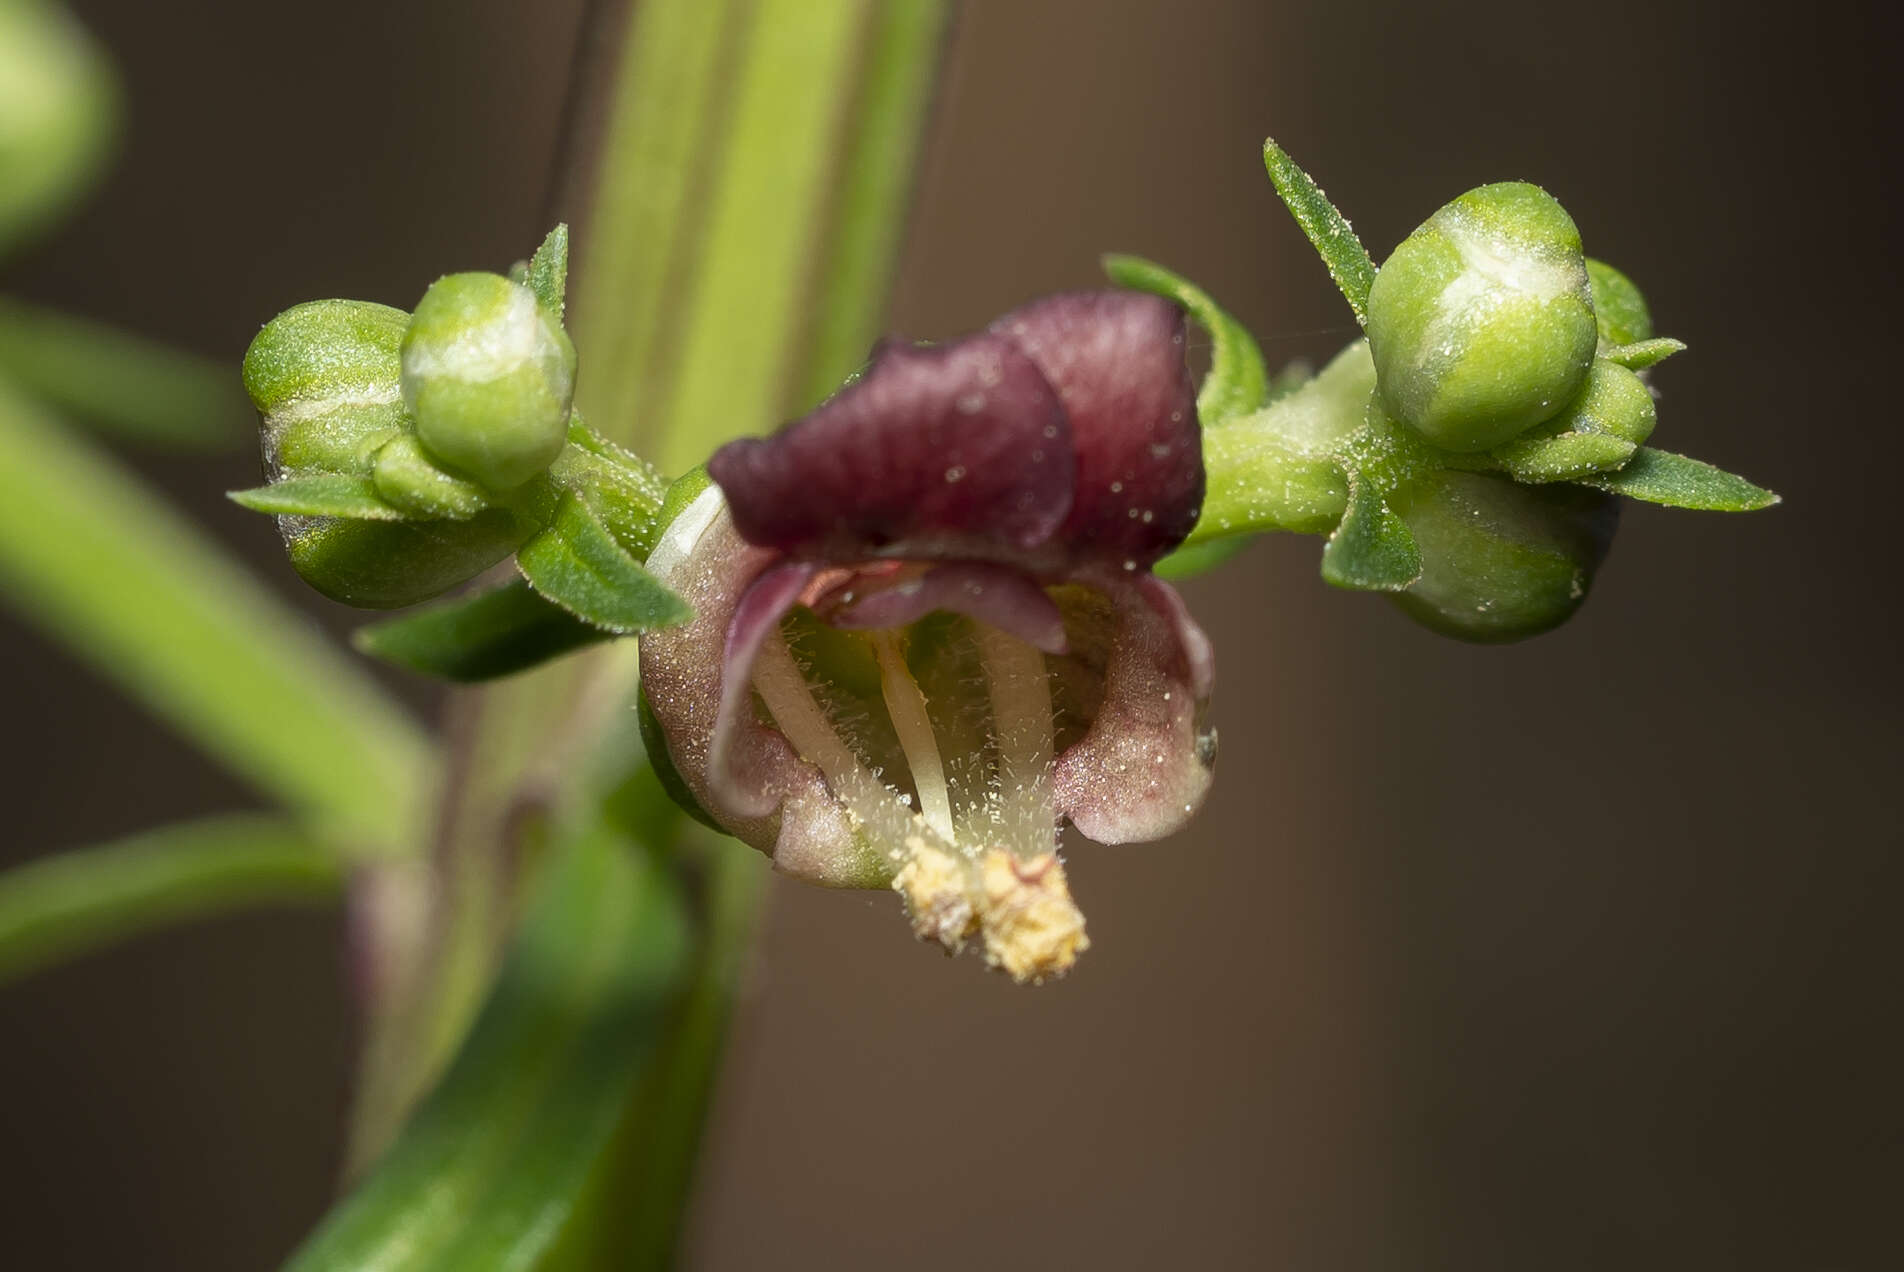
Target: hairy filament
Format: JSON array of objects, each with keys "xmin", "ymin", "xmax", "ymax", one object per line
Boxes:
[
  {"xmin": 752, "ymin": 631, "xmax": 940, "ymax": 855},
  {"xmin": 976, "ymin": 621, "xmax": 1057, "ymax": 860},
  {"xmin": 869, "ymin": 630, "xmax": 956, "ymax": 845}
]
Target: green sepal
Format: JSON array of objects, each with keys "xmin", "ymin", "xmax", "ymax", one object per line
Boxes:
[
  {"xmin": 526, "ymin": 223, "xmax": 569, "ymax": 319},
  {"xmin": 1154, "ymin": 534, "xmax": 1252, "ymax": 579},
  {"xmin": 1585, "ymin": 258, "xmax": 1654, "ymax": 345},
  {"xmin": 1581, "ymin": 447, "xmax": 1780, "ymax": 511},
  {"xmin": 229, "ymin": 474, "xmax": 410, "ymax": 521},
  {"xmin": 1602, "ymin": 337, "xmax": 1687, "ymax": 370},
  {"xmin": 1263, "ymin": 138, "xmax": 1376, "ymax": 325},
  {"xmin": 1321, "ymin": 477, "xmax": 1421, "ymax": 591},
  {"xmin": 1494, "ymin": 431, "xmax": 1637, "ymax": 483},
  {"xmin": 1101, "ymin": 253, "xmax": 1269, "ymax": 424},
  {"xmin": 354, "ymin": 580, "xmax": 612, "ymax": 682},
  {"xmin": 517, "ymin": 492, "xmax": 693, "ymax": 633},
  {"xmin": 371, "ymin": 434, "xmax": 490, "ymax": 520}
]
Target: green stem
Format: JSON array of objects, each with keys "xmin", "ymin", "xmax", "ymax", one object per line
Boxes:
[
  {"xmin": 335, "ymin": 4, "xmax": 950, "ymax": 1260},
  {"xmin": 0, "ymin": 814, "xmax": 341, "ymax": 985}
]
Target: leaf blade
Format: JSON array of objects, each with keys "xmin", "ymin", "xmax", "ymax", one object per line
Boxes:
[
  {"xmin": 230, "ymin": 474, "xmax": 411, "ymax": 520},
  {"xmin": 0, "ymin": 815, "xmax": 341, "ymax": 985},
  {"xmin": 1603, "ymin": 337, "xmax": 1687, "ymax": 370},
  {"xmin": 356, "ymin": 580, "xmax": 613, "ymax": 682},
  {"xmin": 283, "ymin": 824, "xmax": 690, "ymax": 1272},
  {"xmin": 1582, "ymin": 446, "xmax": 1780, "ymax": 511},
  {"xmin": 0, "ymin": 297, "xmax": 248, "ymax": 450},
  {"xmin": 1321, "ymin": 478, "xmax": 1422, "ymax": 591},
  {"xmin": 0, "ymin": 383, "xmax": 434, "ymax": 848},
  {"xmin": 1263, "ymin": 138, "xmax": 1378, "ymax": 325},
  {"xmin": 516, "ymin": 493, "xmax": 692, "ymax": 634},
  {"xmin": 526, "ymin": 224, "xmax": 570, "ymax": 318}
]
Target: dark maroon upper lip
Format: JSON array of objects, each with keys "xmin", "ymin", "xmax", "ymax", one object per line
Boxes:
[{"xmin": 707, "ymin": 290, "xmax": 1203, "ymax": 576}]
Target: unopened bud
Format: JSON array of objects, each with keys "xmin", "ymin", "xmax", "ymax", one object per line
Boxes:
[
  {"xmin": 400, "ymin": 272, "xmax": 575, "ymax": 491},
  {"xmin": 1367, "ymin": 182, "xmax": 1598, "ymax": 452},
  {"xmin": 1387, "ymin": 469, "xmax": 1618, "ymax": 642}
]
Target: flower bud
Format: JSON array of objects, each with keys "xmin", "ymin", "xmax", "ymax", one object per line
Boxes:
[
  {"xmin": 400, "ymin": 272, "xmax": 576, "ymax": 491},
  {"xmin": 1367, "ymin": 182, "xmax": 1598, "ymax": 452},
  {"xmin": 243, "ymin": 299, "xmax": 536, "ymax": 607},
  {"xmin": 1387, "ymin": 469, "xmax": 1618, "ymax": 642},
  {"xmin": 1542, "ymin": 357, "xmax": 1655, "ymax": 446},
  {"xmin": 0, "ymin": 0, "xmax": 117, "ymax": 255}
]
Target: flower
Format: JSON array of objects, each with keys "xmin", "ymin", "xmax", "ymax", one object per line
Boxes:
[{"xmin": 638, "ymin": 292, "xmax": 1216, "ymax": 980}]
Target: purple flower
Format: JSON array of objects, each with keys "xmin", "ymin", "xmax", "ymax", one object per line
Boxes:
[{"xmin": 639, "ymin": 292, "xmax": 1215, "ymax": 980}]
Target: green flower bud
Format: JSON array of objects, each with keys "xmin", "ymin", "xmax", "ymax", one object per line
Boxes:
[
  {"xmin": 1387, "ymin": 469, "xmax": 1618, "ymax": 642},
  {"xmin": 1543, "ymin": 357, "xmax": 1655, "ymax": 446},
  {"xmin": 242, "ymin": 298, "xmax": 537, "ymax": 607},
  {"xmin": 371, "ymin": 433, "xmax": 489, "ymax": 519},
  {"xmin": 0, "ymin": 0, "xmax": 118, "ymax": 255},
  {"xmin": 400, "ymin": 272, "xmax": 576, "ymax": 491},
  {"xmin": 1367, "ymin": 182, "xmax": 1598, "ymax": 452}
]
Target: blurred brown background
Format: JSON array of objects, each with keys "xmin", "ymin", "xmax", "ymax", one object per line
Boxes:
[{"xmin": 2, "ymin": 1, "xmax": 1897, "ymax": 1268}]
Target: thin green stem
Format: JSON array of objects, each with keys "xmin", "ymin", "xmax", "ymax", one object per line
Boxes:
[
  {"xmin": 0, "ymin": 814, "xmax": 341, "ymax": 985},
  {"xmin": 332, "ymin": 3, "xmax": 952, "ymax": 1261}
]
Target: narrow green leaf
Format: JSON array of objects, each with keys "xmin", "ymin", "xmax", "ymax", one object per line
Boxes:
[
  {"xmin": 357, "ymin": 580, "xmax": 613, "ymax": 682},
  {"xmin": 1494, "ymin": 431, "xmax": 1637, "ymax": 483},
  {"xmin": 1602, "ymin": 337, "xmax": 1687, "ymax": 370},
  {"xmin": 1102, "ymin": 253, "xmax": 1269, "ymax": 424},
  {"xmin": 1263, "ymin": 138, "xmax": 1378, "ymax": 326},
  {"xmin": 0, "ymin": 383, "xmax": 434, "ymax": 848},
  {"xmin": 517, "ymin": 492, "xmax": 693, "ymax": 633},
  {"xmin": 0, "ymin": 815, "xmax": 341, "ymax": 985},
  {"xmin": 284, "ymin": 824, "xmax": 691, "ymax": 1272},
  {"xmin": 1321, "ymin": 479, "xmax": 1422, "ymax": 591},
  {"xmin": 0, "ymin": 297, "xmax": 247, "ymax": 450},
  {"xmin": 230, "ymin": 473, "xmax": 411, "ymax": 520},
  {"xmin": 527, "ymin": 224, "xmax": 570, "ymax": 319},
  {"xmin": 1582, "ymin": 446, "xmax": 1781, "ymax": 511}
]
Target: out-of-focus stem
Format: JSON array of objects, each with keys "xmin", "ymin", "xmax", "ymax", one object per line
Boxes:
[{"xmin": 341, "ymin": 3, "xmax": 953, "ymax": 1249}]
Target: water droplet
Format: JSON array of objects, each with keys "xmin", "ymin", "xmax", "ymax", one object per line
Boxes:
[
  {"xmin": 1109, "ymin": 480, "xmax": 1124, "ymax": 493},
  {"xmin": 1042, "ymin": 425, "xmax": 1059, "ymax": 439},
  {"xmin": 944, "ymin": 466, "xmax": 966, "ymax": 483},
  {"xmin": 955, "ymin": 392, "xmax": 986, "ymax": 414}
]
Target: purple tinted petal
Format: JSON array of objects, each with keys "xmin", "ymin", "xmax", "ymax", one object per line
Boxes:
[
  {"xmin": 828, "ymin": 563, "xmax": 1069, "ymax": 654},
  {"xmin": 992, "ymin": 292, "xmax": 1203, "ymax": 565},
  {"xmin": 707, "ymin": 562, "xmax": 814, "ymax": 818},
  {"xmin": 1053, "ymin": 575, "xmax": 1215, "ymax": 844},
  {"xmin": 709, "ymin": 334, "xmax": 1075, "ymax": 564},
  {"xmin": 1138, "ymin": 575, "xmax": 1214, "ymax": 700},
  {"xmin": 638, "ymin": 494, "xmax": 894, "ymax": 887}
]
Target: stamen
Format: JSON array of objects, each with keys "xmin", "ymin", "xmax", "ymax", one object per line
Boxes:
[
  {"xmin": 869, "ymin": 630, "xmax": 957, "ymax": 845},
  {"xmin": 751, "ymin": 631, "xmax": 938, "ymax": 854},
  {"xmin": 975, "ymin": 620, "xmax": 1058, "ymax": 860}
]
